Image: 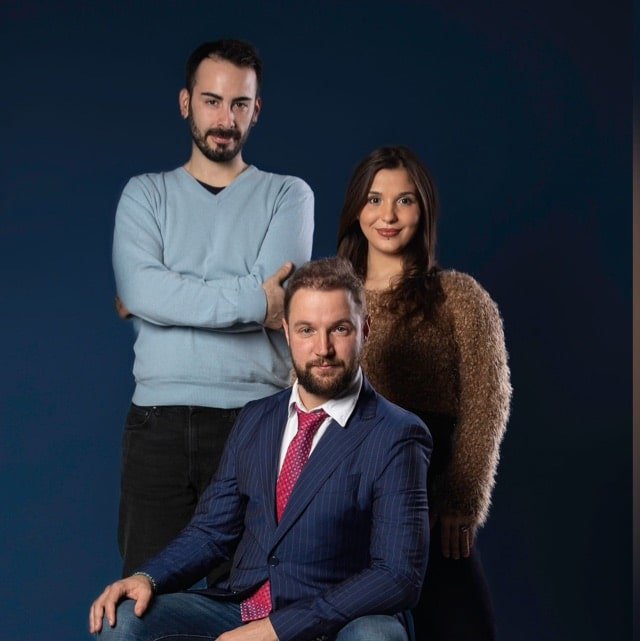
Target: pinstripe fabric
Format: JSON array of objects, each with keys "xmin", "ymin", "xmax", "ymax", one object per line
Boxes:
[
  {"xmin": 241, "ymin": 406, "xmax": 327, "ymax": 621},
  {"xmin": 140, "ymin": 378, "xmax": 432, "ymax": 641}
]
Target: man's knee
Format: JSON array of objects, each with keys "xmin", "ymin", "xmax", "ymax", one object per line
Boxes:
[
  {"xmin": 336, "ymin": 615, "xmax": 408, "ymax": 641},
  {"xmin": 96, "ymin": 600, "xmax": 145, "ymax": 640}
]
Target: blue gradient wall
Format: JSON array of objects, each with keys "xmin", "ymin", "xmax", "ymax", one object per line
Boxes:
[{"xmin": 0, "ymin": 1, "xmax": 630, "ymax": 638}]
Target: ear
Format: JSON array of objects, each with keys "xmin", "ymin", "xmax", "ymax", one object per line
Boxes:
[
  {"xmin": 251, "ymin": 96, "xmax": 262, "ymax": 125},
  {"xmin": 282, "ymin": 316, "xmax": 291, "ymax": 345},
  {"xmin": 362, "ymin": 314, "xmax": 371, "ymax": 342},
  {"xmin": 179, "ymin": 88, "xmax": 190, "ymax": 119}
]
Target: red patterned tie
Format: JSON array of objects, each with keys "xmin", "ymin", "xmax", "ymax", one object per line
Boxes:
[{"xmin": 240, "ymin": 405, "xmax": 328, "ymax": 622}]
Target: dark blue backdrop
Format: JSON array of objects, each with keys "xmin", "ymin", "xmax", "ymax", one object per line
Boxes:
[{"xmin": 0, "ymin": 1, "xmax": 631, "ymax": 638}]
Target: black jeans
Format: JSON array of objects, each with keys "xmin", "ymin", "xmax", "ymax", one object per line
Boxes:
[
  {"xmin": 118, "ymin": 404, "xmax": 240, "ymax": 582},
  {"xmin": 412, "ymin": 526, "xmax": 497, "ymax": 641}
]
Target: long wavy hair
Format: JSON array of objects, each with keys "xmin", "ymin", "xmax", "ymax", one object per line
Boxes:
[{"xmin": 337, "ymin": 146, "xmax": 443, "ymax": 318}]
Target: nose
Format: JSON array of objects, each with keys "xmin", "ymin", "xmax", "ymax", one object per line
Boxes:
[
  {"xmin": 217, "ymin": 104, "xmax": 235, "ymax": 129},
  {"xmin": 380, "ymin": 201, "xmax": 398, "ymax": 223},
  {"xmin": 315, "ymin": 332, "xmax": 335, "ymax": 358}
]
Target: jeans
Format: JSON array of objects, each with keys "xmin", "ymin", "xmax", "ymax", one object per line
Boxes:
[
  {"xmin": 118, "ymin": 404, "xmax": 240, "ymax": 582},
  {"xmin": 96, "ymin": 593, "xmax": 408, "ymax": 641}
]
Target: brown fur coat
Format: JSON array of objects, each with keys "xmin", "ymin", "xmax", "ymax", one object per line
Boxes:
[{"xmin": 362, "ymin": 270, "xmax": 511, "ymax": 526}]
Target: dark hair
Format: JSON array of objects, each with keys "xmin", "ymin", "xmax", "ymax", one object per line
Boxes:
[
  {"xmin": 284, "ymin": 257, "xmax": 366, "ymax": 320},
  {"xmin": 336, "ymin": 146, "xmax": 442, "ymax": 318},
  {"xmin": 185, "ymin": 39, "xmax": 263, "ymax": 95}
]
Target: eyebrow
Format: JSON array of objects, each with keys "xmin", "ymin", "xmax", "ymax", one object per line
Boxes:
[
  {"xmin": 199, "ymin": 92, "xmax": 253, "ymax": 102},
  {"xmin": 293, "ymin": 319, "xmax": 354, "ymax": 328},
  {"xmin": 368, "ymin": 190, "xmax": 416, "ymax": 197}
]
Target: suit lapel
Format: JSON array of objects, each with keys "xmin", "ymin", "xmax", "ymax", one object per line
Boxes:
[
  {"xmin": 271, "ymin": 379, "xmax": 379, "ymax": 547},
  {"xmin": 256, "ymin": 394, "xmax": 290, "ymax": 531}
]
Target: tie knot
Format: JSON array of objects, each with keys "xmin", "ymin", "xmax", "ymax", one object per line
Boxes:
[{"xmin": 295, "ymin": 405, "xmax": 328, "ymax": 437}]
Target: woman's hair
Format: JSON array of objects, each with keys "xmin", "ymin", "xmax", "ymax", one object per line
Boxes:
[{"xmin": 336, "ymin": 146, "xmax": 443, "ymax": 318}]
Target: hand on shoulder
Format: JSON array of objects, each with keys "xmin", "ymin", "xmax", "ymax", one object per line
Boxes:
[{"xmin": 262, "ymin": 262, "xmax": 294, "ymax": 330}]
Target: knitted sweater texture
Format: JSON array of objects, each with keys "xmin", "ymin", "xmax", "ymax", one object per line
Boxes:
[
  {"xmin": 113, "ymin": 166, "xmax": 314, "ymax": 408},
  {"xmin": 363, "ymin": 270, "xmax": 511, "ymax": 525}
]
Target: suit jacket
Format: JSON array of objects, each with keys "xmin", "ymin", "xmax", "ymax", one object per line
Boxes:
[{"xmin": 141, "ymin": 377, "xmax": 432, "ymax": 641}]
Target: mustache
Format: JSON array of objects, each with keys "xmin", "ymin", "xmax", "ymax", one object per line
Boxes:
[
  {"xmin": 206, "ymin": 127, "xmax": 241, "ymax": 141},
  {"xmin": 307, "ymin": 358, "xmax": 345, "ymax": 368}
]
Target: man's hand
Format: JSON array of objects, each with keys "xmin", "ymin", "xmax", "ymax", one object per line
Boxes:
[
  {"xmin": 262, "ymin": 262, "xmax": 294, "ymax": 330},
  {"xmin": 115, "ymin": 296, "xmax": 133, "ymax": 320},
  {"xmin": 217, "ymin": 617, "xmax": 278, "ymax": 641},
  {"xmin": 89, "ymin": 574, "xmax": 154, "ymax": 634},
  {"xmin": 438, "ymin": 512, "xmax": 477, "ymax": 560}
]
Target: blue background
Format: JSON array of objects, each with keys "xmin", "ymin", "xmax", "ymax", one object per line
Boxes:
[{"xmin": 0, "ymin": 1, "xmax": 631, "ymax": 638}]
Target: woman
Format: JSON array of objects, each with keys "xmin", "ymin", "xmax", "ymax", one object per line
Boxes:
[{"xmin": 337, "ymin": 146, "xmax": 511, "ymax": 641}]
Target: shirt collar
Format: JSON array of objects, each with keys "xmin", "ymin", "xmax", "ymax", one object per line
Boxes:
[{"xmin": 288, "ymin": 368, "xmax": 363, "ymax": 428}]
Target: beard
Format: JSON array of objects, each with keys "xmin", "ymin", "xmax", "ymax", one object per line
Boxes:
[
  {"xmin": 188, "ymin": 108, "xmax": 251, "ymax": 163},
  {"xmin": 292, "ymin": 355, "xmax": 360, "ymax": 400}
]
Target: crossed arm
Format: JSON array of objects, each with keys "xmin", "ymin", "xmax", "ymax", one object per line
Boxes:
[
  {"xmin": 115, "ymin": 261, "xmax": 293, "ymax": 330},
  {"xmin": 112, "ymin": 176, "xmax": 313, "ymax": 331}
]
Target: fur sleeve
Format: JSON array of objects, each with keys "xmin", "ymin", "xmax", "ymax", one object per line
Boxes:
[{"xmin": 435, "ymin": 271, "xmax": 512, "ymax": 526}]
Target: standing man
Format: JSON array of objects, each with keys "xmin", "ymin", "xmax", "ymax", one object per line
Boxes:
[
  {"xmin": 91, "ymin": 257, "xmax": 431, "ymax": 641},
  {"xmin": 113, "ymin": 40, "xmax": 314, "ymax": 578}
]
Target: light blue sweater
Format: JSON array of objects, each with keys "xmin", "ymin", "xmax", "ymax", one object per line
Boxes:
[{"xmin": 113, "ymin": 166, "xmax": 314, "ymax": 408}]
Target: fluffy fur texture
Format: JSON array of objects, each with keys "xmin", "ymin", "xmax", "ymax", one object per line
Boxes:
[{"xmin": 363, "ymin": 270, "xmax": 511, "ymax": 526}]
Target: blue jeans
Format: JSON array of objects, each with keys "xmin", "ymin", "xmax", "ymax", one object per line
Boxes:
[{"xmin": 96, "ymin": 593, "xmax": 408, "ymax": 641}]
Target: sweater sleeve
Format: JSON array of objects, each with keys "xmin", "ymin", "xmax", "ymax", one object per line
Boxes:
[
  {"xmin": 112, "ymin": 176, "xmax": 314, "ymax": 330},
  {"xmin": 435, "ymin": 272, "xmax": 511, "ymax": 525}
]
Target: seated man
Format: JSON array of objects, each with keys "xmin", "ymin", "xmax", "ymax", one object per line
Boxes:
[{"xmin": 89, "ymin": 257, "xmax": 432, "ymax": 641}]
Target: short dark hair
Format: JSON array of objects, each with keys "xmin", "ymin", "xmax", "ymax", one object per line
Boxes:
[
  {"xmin": 185, "ymin": 39, "xmax": 263, "ymax": 94},
  {"xmin": 284, "ymin": 257, "xmax": 366, "ymax": 320}
]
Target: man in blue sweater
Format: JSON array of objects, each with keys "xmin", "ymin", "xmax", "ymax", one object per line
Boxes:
[{"xmin": 113, "ymin": 39, "xmax": 314, "ymax": 579}]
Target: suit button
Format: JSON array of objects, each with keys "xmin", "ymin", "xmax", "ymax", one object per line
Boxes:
[{"xmin": 268, "ymin": 555, "xmax": 279, "ymax": 566}]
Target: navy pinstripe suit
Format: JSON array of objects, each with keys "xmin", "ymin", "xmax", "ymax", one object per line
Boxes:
[{"xmin": 140, "ymin": 377, "xmax": 431, "ymax": 641}]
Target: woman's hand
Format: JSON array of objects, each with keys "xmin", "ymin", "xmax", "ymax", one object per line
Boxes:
[{"xmin": 437, "ymin": 512, "xmax": 476, "ymax": 560}]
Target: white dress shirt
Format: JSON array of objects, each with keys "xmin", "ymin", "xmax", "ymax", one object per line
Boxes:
[{"xmin": 278, "ymin": 368, "xmax": 364, "ymax": 474}]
